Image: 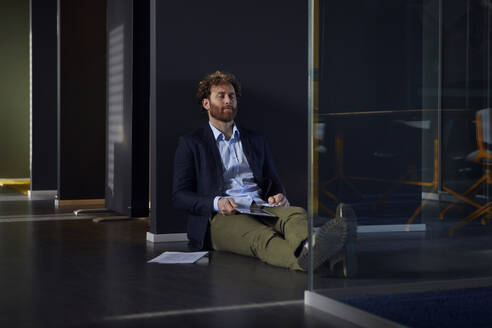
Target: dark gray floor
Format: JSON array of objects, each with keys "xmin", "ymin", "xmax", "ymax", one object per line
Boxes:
[
  {"xmin": 0, "ymin": 187, "xmax": 338, "ymax": 328},
  {"xmin": 314, "ymin": 212, "xmax": 492, "ymax": 292},
  {"xmin": 2, "ymin": 186, "xmax": 492, "ymax": 327},
  {"xmin": 0, "ymin": 217, "xmax": 313, "ymax": 327}
]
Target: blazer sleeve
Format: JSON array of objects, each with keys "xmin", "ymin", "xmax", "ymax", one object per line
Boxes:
[
  {"xmin": 172, "ymin": 136, "xmax": 214, "ymax": 216},
  {"xmin": 262, "ymin": 137, "xmax": 286, "ymax": 198}
]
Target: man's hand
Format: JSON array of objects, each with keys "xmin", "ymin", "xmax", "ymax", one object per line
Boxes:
[
  {"xmin": 268, "ymin": 193, "xmax": 290, "ymax": 207},
  {"xmin": 218, "ymin": 197, "xmax": 238, "ymax": 215}
]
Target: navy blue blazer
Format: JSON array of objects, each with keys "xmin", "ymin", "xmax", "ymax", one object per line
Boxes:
[{"xmin": 172, "ymin": 124, "xmax": 285, "ymax": 250}]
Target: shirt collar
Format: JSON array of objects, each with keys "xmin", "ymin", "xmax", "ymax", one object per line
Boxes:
[{"xmin": 209, "ymin": 121, "xmax": 239, "ymax": 141}]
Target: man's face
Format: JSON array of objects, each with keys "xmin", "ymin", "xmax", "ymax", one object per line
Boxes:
[{"xmin": 202, "ymin": 83, "xmax": 238, "ymax": 123}]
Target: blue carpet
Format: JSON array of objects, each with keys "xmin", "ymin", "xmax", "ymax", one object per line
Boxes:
[{"xmin": 337, "ymin": 286, "xmax": 492, "ymax": 328}]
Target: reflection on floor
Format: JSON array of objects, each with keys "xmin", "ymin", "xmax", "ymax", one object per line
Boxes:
[
  {"xmin": 0, "ymin": 186, "xmax": 347, "ymax": 328},
  {"xmin": 314, "ymin": 199, "xmax": 492, "ymax": 288},
  {"xmin": 2, "ymin": 185, "xmax": 492, "ymax": 327}
]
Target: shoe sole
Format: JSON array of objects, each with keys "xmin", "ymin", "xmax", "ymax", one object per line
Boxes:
[{"xmin": 298, "ymin": 219, "xmax": 347, "ymax": 271}]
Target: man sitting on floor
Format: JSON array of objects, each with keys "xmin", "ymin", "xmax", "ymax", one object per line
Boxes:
[{"xmin": 172, "ymin": 70, "xmax": 356, "ymax": 271}]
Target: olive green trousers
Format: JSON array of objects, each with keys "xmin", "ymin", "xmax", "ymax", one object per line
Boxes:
[{"xmin": 209, "ymin": 206, "xmax": 308, "ymax": 270}]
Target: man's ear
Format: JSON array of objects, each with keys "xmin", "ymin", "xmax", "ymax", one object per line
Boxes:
[{"xmin": 202, "ymin": 98, "xmax": 210, "ymax": 110}]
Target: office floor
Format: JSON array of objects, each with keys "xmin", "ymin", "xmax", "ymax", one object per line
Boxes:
[
  {"xmin": 313, "ymin": 199, "xmax": 492, "ymax": 291},
  {"xmin": 2, "ymin": 185, "xmax": 492, "ymax": 327},
  {"xmin": 0, "ymin": 186, "xmax": 358, "ymax": 328}
]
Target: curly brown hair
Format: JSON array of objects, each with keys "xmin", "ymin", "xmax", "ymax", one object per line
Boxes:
[{"xmin": 197, "ymin": 71, "xmax": 241, "ymax": 108}]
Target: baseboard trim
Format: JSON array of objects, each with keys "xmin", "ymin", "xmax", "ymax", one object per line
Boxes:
[
  {"xmin": 357, "ymin": 224, "xmax": 426, "ymax": 233},
  {"xmin": 305, "ymin": 290, "xmax": 405, "ymax": 328},
  {"xmin": 55, "ymin": 199, "xmax": 105, "ymax": 206},
  {"xmin": 314, "ymin": 224, "xmax": 426, "ymax": 235},
  {"xmin": 146, "ymin": 232, "xmax": 188, "ymax": 243},
  {"xmin": 28, "ymin": 190, "xmax": 57, "ymax": 199},
  {"xmin": 422, "ymin": 191, "xmax": 467, "ymax": 203}
]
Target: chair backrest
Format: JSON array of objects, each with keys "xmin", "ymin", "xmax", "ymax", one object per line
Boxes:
[{"xmin": 477, "ymin": 108, "xmax": 492, "ymax": 145}]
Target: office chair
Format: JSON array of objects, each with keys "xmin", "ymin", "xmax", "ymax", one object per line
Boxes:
[{"xmin": 441, "ymin": 108, "xmax": 492, "ymax": 234}]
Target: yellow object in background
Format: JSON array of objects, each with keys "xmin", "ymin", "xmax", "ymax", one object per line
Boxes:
[{"xmin": 0, "ymin": 179, "xmax": 30, "ymax": 195}]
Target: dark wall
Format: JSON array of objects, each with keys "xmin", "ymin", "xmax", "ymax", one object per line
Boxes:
[
  {"xmin": 30, "ymin": 0, "xmax": 57, "ymax": 190},
  {"xmin": 316, "ymin": 0, "xmax": 426, "ymax": 220},
  {"xmin": 130, "ymin": 1, "xmax": 150, "ymax": 216},
  {"xmin": 151, "ymin": 0, "xmax": 308, "ymax": 234},
  {"xmin": 106, "ymin": 0, "xmax": 149, "ymax": 216},
  {"xmin": 319, "ymin": 0, "xmax": 424, "ymax": 113},
  {"xmin": 318, "ymin": 1, "xmax": 424, "ymax": 187},
  {"xmin": 58, "ymin": 0, "xmax": 107, "ymax": 199}
]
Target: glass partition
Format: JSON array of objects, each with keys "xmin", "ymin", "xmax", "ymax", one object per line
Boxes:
[{"xmin": 308, "ymin": 0, "xmax": 492, "ymax": 324}]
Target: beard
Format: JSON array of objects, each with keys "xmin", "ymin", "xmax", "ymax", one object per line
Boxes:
[{"xmin": 208, "ymin": 103, "xmax": 238, "ymax": 123}]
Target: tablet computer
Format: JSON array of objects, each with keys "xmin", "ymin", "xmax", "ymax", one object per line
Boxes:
[{"xmin": 236, "ymin": 207, "xmax": 277, "ymax": 218}]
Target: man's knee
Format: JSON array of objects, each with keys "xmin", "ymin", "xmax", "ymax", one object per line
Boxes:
[
  {"xmin": 276, "ymin": 206, "xmax": 307, "ymax": 220},
  {"xmin": 288, "ymin": 206, "xmax": 307, "ymax": 216},
  {"xmin": 249, "ymin": 228, "xmax": 278, "ymax": 255}
]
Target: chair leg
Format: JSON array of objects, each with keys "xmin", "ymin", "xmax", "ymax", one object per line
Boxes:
[
  {"xmin": 407, "ymin": 185, "xmax": 437, "ymax": 225},
  {"xmin": 440, "ymin": 184, "xmax": 483, "ymax": 220},
  {"xmin": 440, "ymin": 175, "xmax": 487, "ymax": 220},
  {"xmin": 319, "ymin": 203, "xmax": 336, "ymax": 217},
  {"xmin": 442, "ymin": 186, "xmax": 484, "ymax": 212},
  {"xmin": 449, "ymin": 202, "xmax": 492, "ymax": 236},
  {"xmin": 321, "ymin": 189, "xmax": 340, "ymax": 203}
]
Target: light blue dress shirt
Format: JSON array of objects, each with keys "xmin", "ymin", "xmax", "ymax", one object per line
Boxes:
[{"xmin": 209, "ymin": 122, "xmax": 269, "ymax": 212}]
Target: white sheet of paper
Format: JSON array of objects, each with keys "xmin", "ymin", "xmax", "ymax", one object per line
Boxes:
[{"xmin": 148, "ymin": 251, "xmax": 208, "ymax": 264}]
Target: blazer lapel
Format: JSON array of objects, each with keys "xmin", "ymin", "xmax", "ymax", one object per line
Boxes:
[{"xmin": 202, "ymin": 126, "xmax": 224, "ymax": 183}]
